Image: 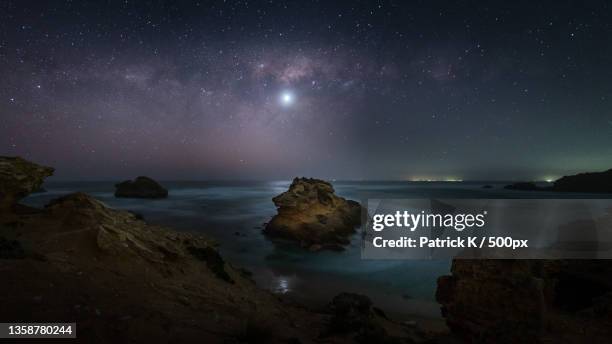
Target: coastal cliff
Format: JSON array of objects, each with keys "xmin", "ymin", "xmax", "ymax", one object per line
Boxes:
[{"xmin": 0, "ymin": 156, "xmax": 54, "ymax": 211}]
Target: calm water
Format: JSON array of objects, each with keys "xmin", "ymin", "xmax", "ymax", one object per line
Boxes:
[{"xmin": 23, "ymin": 180, "xmax": 606, "ymax": 319}]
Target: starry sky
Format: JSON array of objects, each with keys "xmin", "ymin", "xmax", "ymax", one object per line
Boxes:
[{"xmin": 1, "ymin": 1, "xmax": 612, "ymax": 181}]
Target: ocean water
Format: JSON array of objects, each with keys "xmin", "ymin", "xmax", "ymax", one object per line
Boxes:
[{"xmin": 22, "ymin": 180, "xmax": 608, "ymax": 319}]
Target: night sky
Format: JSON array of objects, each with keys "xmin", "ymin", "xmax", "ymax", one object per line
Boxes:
[{"xmin": 2, "ymin": 1, "xmax": 612, "ymax": 181}]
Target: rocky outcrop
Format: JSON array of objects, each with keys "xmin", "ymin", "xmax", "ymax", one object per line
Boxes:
[
  {"xmin": 436, "ymin": 259, "xmax": 612, "ymax": 343},
  {"xmin": 0, "ymin": 156, "xmax": 54, "ymax": 211},
  {"xmin": 553, "ymin": 169, "xmax": 612, "ymax": 193},
  {"xmin": 114, "ymin": 176, "xmax": 168, "ymax": 198},
  {"xmin": 45, "ymin": 192, "xmax": 234, "ymax": 281},
  {"xmin": 263, "ymin": 177, "xmax": 361, "ymax": 251}
]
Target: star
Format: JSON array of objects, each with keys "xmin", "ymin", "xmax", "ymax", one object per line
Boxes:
[{"xmin": 280, "ymin": 91, "xmax": 294, "ymax": 106}]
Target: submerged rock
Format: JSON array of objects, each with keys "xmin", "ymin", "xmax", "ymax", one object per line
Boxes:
[
  {"xmin": 0, "ymin": 156, "xmax": 54, "ymax": 211},
  {"xmin": 436, "ymin": 259, "xmax": 612, "ymax": 343},
  {"xmin": 263, "ymin": 177, "xmax": 361, "ymax": 251},
  {"xmin": 114, "ymin": 176, "xmax": 168, "ymax": 199}
]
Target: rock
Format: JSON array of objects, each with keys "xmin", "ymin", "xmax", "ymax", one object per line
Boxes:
[
  {"xmin": 325, "ymin": 293, "xmax": 410, "ymax": 343},
  {"xmin": 263, "ymin": 178, "xmax": 361, "ymax": 250},
  {"xmin": 436, "ymin": 259, "xmax": 612, "ymax": 343},
  {"xmin": 186, "ymin": 246, "xmax": 234, "ymax": 283},
  {"xmin": 45, "ymin": 192, "xmax": 234, "ymax": 283},
  {"xmin": 0, "ymin": 237, "xmax": 25, "ymax": 259},
  {"xmin": 114, "ymin": 176, "xmax": 168, "ymax": 199},
  {"xmin": 503, "ymin": 169, "xmax": 612, "ymax": 193},
  {"xmin": 482, "ymin": 184, "xmax": 493, "ymax": 189},
  {"xmin": 552, "ymin": 169, "xmax": 612, "ymax": 193},
  {"xmin": 328, "ymin": 292, "xmax": 374, "ymax": 333},
  {"xmin": 0, "ymin": 156, "xmax": 54, "ymax": 211}
]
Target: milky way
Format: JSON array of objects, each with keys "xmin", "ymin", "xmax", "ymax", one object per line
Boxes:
[{"xmin": 1, "ymin": 1, "xmax": 612, "ymax": 180}]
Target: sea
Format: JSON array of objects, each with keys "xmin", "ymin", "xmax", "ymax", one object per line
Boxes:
[{"xmin": 22, "ymin": 180, "xmax": 610, "ymax": 321}]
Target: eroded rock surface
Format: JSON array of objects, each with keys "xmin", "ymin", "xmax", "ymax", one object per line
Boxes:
[
  {"xmin": 114, "ymin": 176, "xmax": 168, "ymax": 198},
  {"xmin": 263, "ymin": 177, "xmax": 361, "ymax": 251},
  {"xmin": 0, "ymin": 156, "xmax": 53, "ymax": 211}
]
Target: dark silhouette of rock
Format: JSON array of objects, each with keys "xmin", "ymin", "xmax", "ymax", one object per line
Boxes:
[
  {"xmin": 263, "ymin": 177, "xmax": 361, "ymax": 251},
  {"xmin": 436, "ymin": 259, "xmax": 612, "ymax": 343},
  {"xmin": 328, "ymin": 293, "xmax": 375, "ymax": 333},
  {"xmin": 325, "ymin": 292, "xmax": 416, "ymax": 343},
  {"xmin": 553, "ymin": 169, "xmax": 612, "ymax": 193},
  {"xmin": 114, "ymin": 176, "xmax": 168, "ymax": 198},
  {"xmin": 503, "ymin": 169, "xmax": 612, "ymax": 193},
  {"xmin": 482, "ymin": 184, "xmax": 493, "ymax": 189},
  {"xmin": 0, "ymin": 156, "xmax": 54, "ymax": 211},
  {"xmin": 0, "ymin": 237, "xmax": 25, "ymax": 259}
]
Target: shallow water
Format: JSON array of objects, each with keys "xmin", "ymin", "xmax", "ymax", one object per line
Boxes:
[{"xmin": 23, "ymin": 180, "xmax": 609, "ymax": 319}]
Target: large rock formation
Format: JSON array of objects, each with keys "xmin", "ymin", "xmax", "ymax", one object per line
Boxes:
[
  {"xmin": 0, "ymin": 156, "xmax": 53, "ymax": 211},
  {"xmin": 114, "ymin": 176, "xmax": 168, "ymax": 198},
  {"xmin": 553, "ymin": 169, "xmax": 612, "ymax": 193},
  {"xmin": 436, "ymin": 259, "xmax": 612, "ymax": 343},
  {"xmin": 263, "ymin": 177, "xmax": 361, "ymax": 251}
]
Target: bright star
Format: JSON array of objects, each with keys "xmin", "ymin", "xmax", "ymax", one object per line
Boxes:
[{"xmin": 280, "ymin": 91, "xmax": 294, "ymax": 106}]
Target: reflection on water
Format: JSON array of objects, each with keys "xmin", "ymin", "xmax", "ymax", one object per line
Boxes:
[
  {"xmin": 23, "ymin": 180, "xmax": 610, "ymax": 319},
  {"xmin": 274, "ymin": 276, "xmax": 292, "ymax": 294}
]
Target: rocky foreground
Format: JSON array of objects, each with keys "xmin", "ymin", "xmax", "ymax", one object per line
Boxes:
[
  {"xmin": 4, "ymin": 157, "xmax": 611, "ymax": 343},
  {"xmin": 264, "ymin": 178, "xmax": 362, "ymax": 251},
  {"xmin": 0, "ymin": 157, "xmax": 434, "ymax": 343}
]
